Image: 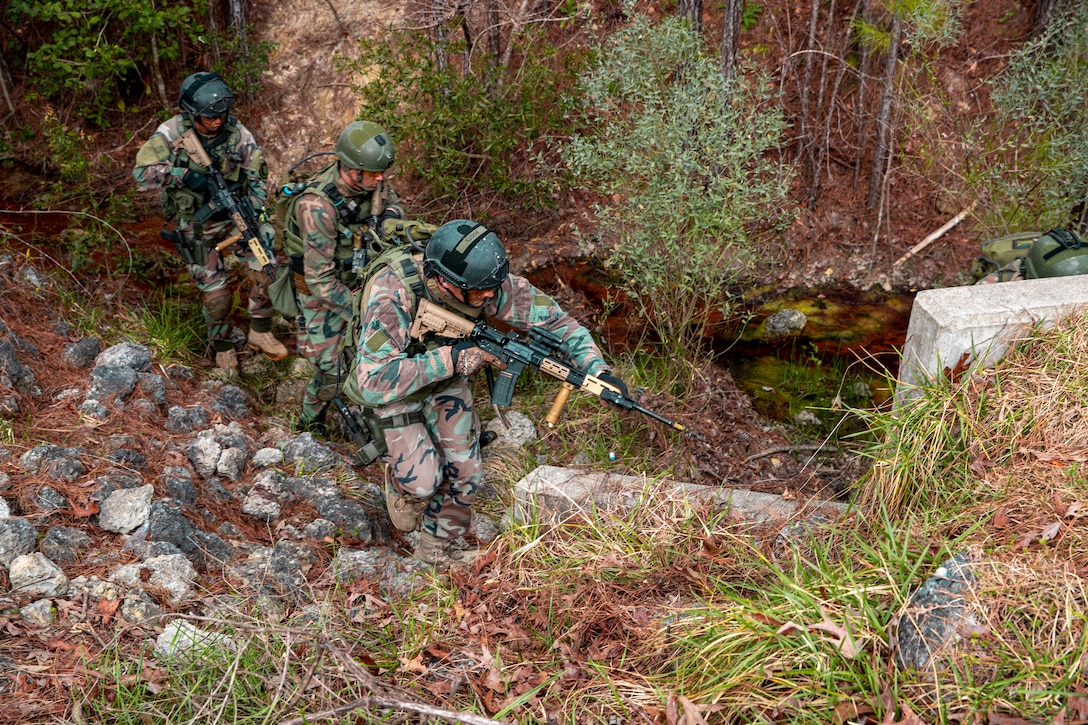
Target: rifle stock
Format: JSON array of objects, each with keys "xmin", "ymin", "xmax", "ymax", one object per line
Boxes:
[
  {"xmin": 175, "ymin": 130, "xmax": 275, "ymax": 273},
  {"xmin": 410, "ymin": 299, "xmax": 685, "ymax": 431}
]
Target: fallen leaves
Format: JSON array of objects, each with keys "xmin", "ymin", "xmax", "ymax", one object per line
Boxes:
[{"xmin": 775, "ymin": 605, "xmax": 863, "ymax": 658}]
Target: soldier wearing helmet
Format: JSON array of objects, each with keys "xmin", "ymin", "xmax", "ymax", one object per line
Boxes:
[
  {"xmin": 133, "ymin": 72, "xmax": 287, "ymax": 373},
  {"xmin": 342, "ymin": 220, "xmax": 623, "ymax": 568},
  {"xmin": 283, "ymin": 120, "xmax": 407, "ymax": 434}
]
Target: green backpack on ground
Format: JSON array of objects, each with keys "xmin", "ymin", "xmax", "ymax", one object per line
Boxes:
[{"xmin": 970, "ymin": 231, "xmax": 1040, "ymax": 282}]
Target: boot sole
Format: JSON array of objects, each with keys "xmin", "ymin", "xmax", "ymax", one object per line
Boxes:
[{"xmin": 248, "ymin": 343, "xmax": 289, "ymax": 361}]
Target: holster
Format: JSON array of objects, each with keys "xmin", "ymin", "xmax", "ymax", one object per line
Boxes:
[{"xmin": 160, "ymin": 228, "xmax": 208, "ymax": 266}]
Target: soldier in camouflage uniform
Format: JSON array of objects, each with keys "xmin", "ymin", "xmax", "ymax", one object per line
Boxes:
[
  {"xmin": 343, "ymin": 220, "xmax": 626, "ymax": 568},
  {"xmin": 281, "ymin": 121, "xmax": 405, "ymax": 432},
  {"xmin": 133, "ymin": 72, "xmax": 287, "ymax": 372}
]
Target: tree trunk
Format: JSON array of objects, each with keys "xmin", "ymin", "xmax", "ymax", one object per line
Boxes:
[
  {"xmin": 720, "ymin": 0, "xmax": 742, "ymax": 84},
  {"xmin": 867, "ymin": 15, "xmax": 900, "ymax": 210},
  {"xmin": 1033, "ymin": 0, "xmax": 1061, "ymax": 36},
  {"xmin": 852, "ymin": 0, "xmax": 872, "ymax": 192},
  {"xmin": 487, "ymin": 0, "xmax": 501, "ymax": 65},
  {"xmin": 808, "ymin": 0, "xmax": 859, "ymax": 209},
  {"xmin": 431, "ymin": 0, "xmax": 449, "ymax": 76},
  {"xmin": 0, "ymin": 48, "xmax": 14, "ymax": 116},
  {"xmin": 797, "ymin": 0, "xmax": 821, "ymax": 164},
  {"xmin": 678, "ymin": 0, "xmax": 702, "ymax": 33}
]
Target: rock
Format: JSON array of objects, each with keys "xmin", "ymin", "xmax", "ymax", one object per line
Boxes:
[
  {"xmin": 241, "ymin": 493, "xmax": 281, "ymax": 522},
  {"xmin": 472, "ymin": 513, "xmax": 501, "ymax": 543},
  {"xmin": 303, "ymin": 518, "xmax": 335, "ymax": 540},
  {"xmin": 34, "ymin": 486, "xmax": 67, "ymax": 513},
  {"xmin": 186, "ymin": 437, "xmax": 222, "ymax": 478},
  {"xmin": 146, "ymin": 501, "xmax": 235, "ymax": 570},
  {"xmin": 107, "ymin": 448, "xmax": 147, "ymax": 469},
  {"xmin": 794, "ymin": 409, "xmax": 822, "ymax": 427},
  {"xmin": 137, "ymin": 373, "xmax": 168, "ymax": 409},
  {"xmin": 99, "ymin": 484, "xmax": 154, "ymax": 534},
  {"xmin": 94, "ymin": 342, "xmax": 152, "ymax": 372},
  {"xmin": 86, "ymin": 364, "xmax": 138, "ymax": 405},
  {"xmin": 762, "ymin": 309, "xmax": 808, "ymax": 340},
  {"xmin": 894, "ymin": 553, "xmax": 977, "ymax": 670},
  {"xmin": 0, "ymin": 498, "xmax": 8, "ymax": 519},
  {"xmin": 280, "ymin": 433, "xmax": 340, "ymax": 473},
  {"xmin": 0, "ymin": 339, "xmax": 35, "ymax": 395},
  {"xmin": 0, "ymin": 518, "xmax": 38, "ymax": 566},
  {"xmin": 0, "ymin": 471, "xmax": 8, "ymax": 492},
  {"xmin": 211, "ymin": 385, "xmax": 249, "ymax": 418},
  {"xmin": 20, "ymin": 599, "xmax": 54, "ymax": 628},
  {"xmin": 162, "ymin": 467, "xmax": 197, "ymax": 506},
  {"xmin": 110, "ymin": 554, "xmax": 198, "ymax": 606},
  {"xmin": 485, "ymin": 409, "xmax": 538, "ymax": 448},
  {"xmin": 18, "ymin": 445, "xmax": 86, "ymax": 482},
  {"xmin": 252, "ymin": 447, "xmax": 284, "ymax": 467},
  {"xmin": 9, "ymin": 553, "xmax": 69, "ymax": 598},
  {"xmin": 153, "ymin": 620, "xmax": 238, "ymax": 660},
  {"xmin": 121, "ymin": 589, "xmax": 162, "ymax": 625},
  {"xmin": 224, "ymin": 543, "xmax": 307, "ymax": 597},
  {"xmin": 216, "ymin": 447, "xmax": 248, "ymax": 481},
  {"xmin": 314, "ymin": 498, "xmax": 374, "ymax": 542},
  {"xmin": 61, "ymin": 337, "xmax": 101, "ymax": 368},
  {"xmin": 334, "ymin": 548, "xmax": 415, "ymax": 590},
  {"xmin": 39, "ymin": 526, "xmax": 92, "ymax": 564},
  {"xmin": 166, "ymin": 405, "xmax": 210, "ymax": 433},
  {"xmin": 68, "ymin": 576, "xmax": 124, "ymax": 603}
]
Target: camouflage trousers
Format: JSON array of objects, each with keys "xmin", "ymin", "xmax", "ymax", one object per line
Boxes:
[
  {"xmin": 380, "ymin": 376, "xmax": 481, "ymax": 541},
  {"xmin": 179, "ymin": 218, "xmax": 272, "ymax": 344},
  {"xmin": 295, "ymin": 295, "xmax": 349, "ymax": 425}
]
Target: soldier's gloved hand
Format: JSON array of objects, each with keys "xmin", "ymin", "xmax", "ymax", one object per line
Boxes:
[
  {"xmin": 452, "ymin": 341, "xmax": 506, "ymax": 376},
  {"xmin": 182, "ymin": 170, "xmax": 208, "ymax": 194},
  {"xmin": 378, "ymin": 208, "xmax": 403, "ymax": 224},
  {"xmin": 597, "ymin": 371, "xmax": 630, "ymax": 407}
]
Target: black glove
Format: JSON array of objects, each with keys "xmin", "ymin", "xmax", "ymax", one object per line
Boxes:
[
  {"xmin": 378, "ymin": 208, "xmax": 403, "ymax": 224},
  {"xmin": 451, "ymin": 341, "xmax": 505, "ymax": 376},
  {"xmin": 597, "ymin": 371, "xmax": 630, "ymax": 406},
  {"xmin": 182, "ymin": 170, "xmax": 208, "ymax": 195}
]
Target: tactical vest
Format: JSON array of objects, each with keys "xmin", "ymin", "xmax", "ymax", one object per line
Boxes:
[
  {"xmin": 339, "ymin": 247, "xmax": 482, "ymax": 408},
  {"xmin": 278, "ymin": 164, "xmax": 390, "ymax": 287},
  {"xmin": 163, "ymin": 116, "xmax": 247, "ymax": 224}
]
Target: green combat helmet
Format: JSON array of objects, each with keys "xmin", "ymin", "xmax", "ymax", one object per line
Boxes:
[
  {"xmin": 423, "ymin": 220, "xmax": 510, "ymax": 290},
  {"xmin": 1024, "ymin": 228, "xmax": 1088, "ymax": 279},
  {"xmin": 178, "ymin": 72, "xmax": 234, "ymax": 118},
  {"xmin": 335, "ymin": 121, "xmax": 395, "ymax": 172}
]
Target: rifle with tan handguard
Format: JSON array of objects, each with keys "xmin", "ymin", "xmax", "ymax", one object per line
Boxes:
[
  {"xmin": 174, "ymin": 129, "xmax": 276, "ymax": 274},
  {"xmin": 409, "ymin": 299, "xmax": 685, "ymax": 431}
]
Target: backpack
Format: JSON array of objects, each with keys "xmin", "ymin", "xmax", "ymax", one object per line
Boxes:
[
  {"xmin": 970, "ymin": 231, "xmax": 1041, "ymax": 283},
  {"xmin": 337, "ymin": 246, "xmax": 428, "ymax": 408}
]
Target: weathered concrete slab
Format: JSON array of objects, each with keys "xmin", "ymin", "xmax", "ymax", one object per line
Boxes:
[
  {"xmin": 897, "ymin": 276, "xmax": 1088, "ymax": 402},
  {"xmin": 512, "ymin": 465, "xmax": 848, "ymax": 525}
]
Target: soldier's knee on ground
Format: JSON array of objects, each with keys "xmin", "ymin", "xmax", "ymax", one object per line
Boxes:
[{"xmin": 204, "ymin": 287, "xmax": 232, "ymax": 322}]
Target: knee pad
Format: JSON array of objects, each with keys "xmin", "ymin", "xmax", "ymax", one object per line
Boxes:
[
  {"xmin": 204, "ymin": 287, "xmax": 232, "ymax": 322},
  {"xmin": 314, "ymin": 371, "xmax": 341, "ymax": 402}
]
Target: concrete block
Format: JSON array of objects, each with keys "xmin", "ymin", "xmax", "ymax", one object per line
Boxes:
[
  {"xmin": 512, "ymin": 465, "xmax": 847, "ymax": 526},
  {"xmin": 898, "ymin": 276, "xmax": 1088, "ymax": 402}
]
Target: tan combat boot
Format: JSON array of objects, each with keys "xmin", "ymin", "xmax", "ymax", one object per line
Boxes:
[
  {"xmin": 384, "ymin": 466, "xmax": 426, "ymax": 533},
  {"xmin": 247, "ymin": 329, "xmax": 289, "ymax": 361},
  {"xmin": 414, "ymin": 532, "xmax": 477, "ymax": 570}
]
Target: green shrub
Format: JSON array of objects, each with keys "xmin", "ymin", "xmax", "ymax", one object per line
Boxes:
[
  {"xmin": 344, "ymin": 30, "xmax": 584, "ymax": 211},
  {"xmin": 6, "ymin": 0, "xmax": 205, "ymax": 126},
  {"xmin": 562, "ymin": 8, "xmax": 793, "ymax": 367},
  {"xmin": 984, "ymin": 3, "xmax": 1088, "ymax": 232}
]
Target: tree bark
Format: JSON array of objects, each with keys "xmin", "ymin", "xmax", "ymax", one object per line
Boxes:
[
  {"xmin": 808, "ymin": 0, "xmax": 859, "ymax": 209},
  {"xmin": 431, "ymin": 0, "xmax": 449, "ymax": 76},
  {"xmin": 678, "ymin": 0, "xmax": 702, "ymax": 33},
  {"xmin": 720, "ymin": 0, "xmax": 742, "ymax": 84},
  {"xmin": 867, "ymin": 15, "xmax": 900, "ymax": 209},
  {"xmin": 486, "ymin": 0, "xmax": 501, "ymax": 65},
  {"xmin": 852, "ymin": 0, "xmax": 872, "ymax": 192},
  {"xmin": 1033, "ymin": 0, "xmax": 1061, "ymax": 36},
  {"xmin": 797, "ymin": 0, "xmax": 821, "ymax": 164}
]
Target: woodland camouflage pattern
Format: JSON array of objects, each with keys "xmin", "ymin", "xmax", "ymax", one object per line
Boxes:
[
  {"xmin": 133, "ymin": 115, "xmax": 272, "ymax": 344},
  {"xmin": 347, "ymin": 260, "xmax": 609, "ymax": 541},
  {"xmin": 291, "ymin": 164, "xmax": 404, "ymax": 425}
]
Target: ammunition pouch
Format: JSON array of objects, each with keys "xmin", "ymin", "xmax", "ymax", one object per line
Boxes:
[
  {"xmin": 161, "ymin": 228, "xmax": 209, "ymax": 267},
  {"xmin": 350, "ymin": 409, "xmax": 425, "ymax": 467},
  {"xmin": 268, "ymin": 260, "xmax": 300, "ymax": 317}
]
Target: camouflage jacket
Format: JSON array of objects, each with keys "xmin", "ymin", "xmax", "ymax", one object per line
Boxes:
[
  {"xmin": 133, "ymin": 114, "xmax": 268, "ymax": 221},
  {"xmin": 292, "ymin": 164, "xmax": 405, "ymax": 318},
  {"xmin": 351, "ymin": 258, "xmax": 609, "ymax": 409}
]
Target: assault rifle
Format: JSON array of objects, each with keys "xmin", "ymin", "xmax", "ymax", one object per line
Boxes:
[
  {"xmin": 409, "ymin": 299, "xmax": 685, "ymax": 432},
  {"xmin": 174, "ymin": 129, "xmax": 276, "ymax": 274}
]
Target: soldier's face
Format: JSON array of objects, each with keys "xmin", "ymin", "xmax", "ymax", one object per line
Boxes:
[
  {"xmin": 440, "ymin": 278, "xmax": 496, "ymax": 308},
  {"xmin": 339, "ymin": 166, "xmax": 385, "ymax": 193},
  {"xmin": 195, "ymin": 115, "xmax": 225, "ymax": 135}
]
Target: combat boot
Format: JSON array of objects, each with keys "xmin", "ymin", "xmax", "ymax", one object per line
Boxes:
[
  {"xmin": 385, "ymin": 466, "xmax": 426, "ymax": 532},
  {"xmin": 414, "ymin": 532, "xmax": 477, "ymax": 570},
  {"xmin": 248, "ymin": 329, "xmax": 289, "ymax": 361}
]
